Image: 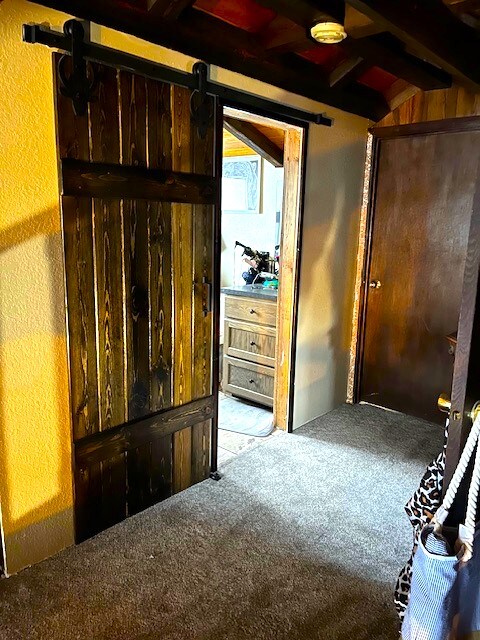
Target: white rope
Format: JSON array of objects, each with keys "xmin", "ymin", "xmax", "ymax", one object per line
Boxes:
[
  {"xmin": 442, "ymin": 415, "xmax": 480, "ymax": 512},
  {"xmin": 435, "ymin": 414, "xmax": 480, "ymax": 525},
  {"xmin": 463, "ymin": 419, "xmax": 480, "ymax": 558}
]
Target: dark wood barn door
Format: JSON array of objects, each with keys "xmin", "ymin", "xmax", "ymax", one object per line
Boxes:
[
  {"xmin": 55, "ymin": 58, "xmax": 218, "ymax": 541},
  {"xmin": 359, "ymin": 122, "xmax": 480, "ymax": 425}
]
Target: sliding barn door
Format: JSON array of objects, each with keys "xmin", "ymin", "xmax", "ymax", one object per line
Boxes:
[{"xmin": 54, "ymin": 57, "xmax": 218, "ymax": 541}]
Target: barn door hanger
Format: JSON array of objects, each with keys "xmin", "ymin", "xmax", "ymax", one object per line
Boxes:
[
  {"xmin": 190, "ymin": 62, "xmax": 214, "ymax": 140},
  {"xmin": 57, "ymin": 20, "xmax": 97, "ymax": 117},
  {"xmin": 23, "ymin": 20, "xmax": 333, "ymax": 127}
]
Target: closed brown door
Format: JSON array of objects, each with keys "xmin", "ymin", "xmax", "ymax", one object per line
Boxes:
[
  {"xmin": 54, "ymin": 58, "xmax": 218, "ymax": 541},
  {"xmin": 359, "ymin": 124, "xmax": 480, "ymax": 424}
]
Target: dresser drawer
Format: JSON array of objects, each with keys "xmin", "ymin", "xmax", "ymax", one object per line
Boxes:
[
  {"xmin": 224, "ymin": 319, "xmax": 276, "ymax": 367},
  {"xmin": 223, "ymin": 356, "xmax": 274, "ymax": 407},
  {"xmin": 225, "ymin": 295, "xmax": 277, "ymax": 327}
]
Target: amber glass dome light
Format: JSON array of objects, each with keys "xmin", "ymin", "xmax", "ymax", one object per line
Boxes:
[{"xmin": 310, "ymin": 21, "xmax": 347, "ymax": 44}]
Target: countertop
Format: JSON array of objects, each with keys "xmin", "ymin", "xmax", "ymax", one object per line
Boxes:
[{"xmin": 221, "ymin": 285, "xmax": 278, "ymax": 301}]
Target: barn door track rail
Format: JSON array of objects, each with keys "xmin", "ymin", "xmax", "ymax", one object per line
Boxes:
[{"xmin": 23, "ymin": 19, "xmax": 333, "ymax": 128}]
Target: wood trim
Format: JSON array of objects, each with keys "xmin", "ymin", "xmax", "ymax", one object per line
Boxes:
[
  {"xmin": 285, "ymin": 122, "xmax": 308, "ymax": 433},
  {"xmin": 274, "ymin": 126, "xmax": 304, "ymax": 431},
  {"xmin": 75, "ymin": 396, "xmax": 214, "ymax": 465},
  {"xmin": 352, "ymin": 134, "xmax": 381, "ymax": 403},
  {"xmin": 370, "ymin": 115, "xmax": 480, "ymax": 139},
  {"xmin": 223, "ymin": 106, "xmax": 300, "ymax": 131},
  {"xmin": 444, "ymin": 174, "xmax": 480, "ymax": 488},
  {"xmin": 62, "ymin": 158, "xmax": 216, "ymax": 204},
  {"xmin": 209, "ymin": 98, "xmax": 223, "ymax": 474},
  {"xmin": 218, "ymin": 105, "xmax": 305, "ymax": 432},
  {"xmin": 223, "ymin": 117, "xmax": 284, "ymax": 168},
  {"xmin": 347, "ymin": 133, "xmax": 375, "ymax": 403}
]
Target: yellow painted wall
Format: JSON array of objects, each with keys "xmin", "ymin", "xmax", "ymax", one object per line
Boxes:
[
  {"xmin": 0, "ymin": 1, "xmax": 76, "ymax": 575},
  {"xmin": 0, "ymin": 0, "xmax": 369, "ymax": 573}
]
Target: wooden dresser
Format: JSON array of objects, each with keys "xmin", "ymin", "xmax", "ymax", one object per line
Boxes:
[{"xmin": 222, "ymin": 286, "xmax": 277, "ymax": 408}]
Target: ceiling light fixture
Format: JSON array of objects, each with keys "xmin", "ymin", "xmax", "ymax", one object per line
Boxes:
[{"xmin": 310, "ymin": 21, "xmax": 347, "ymax": 44}]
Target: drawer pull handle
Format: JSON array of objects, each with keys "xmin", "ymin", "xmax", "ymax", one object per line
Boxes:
[
  {"xmin": 249, "ymin": 308, "xmax": 255, "ymax": 314},
  {"xmin": 250, "ymin": 341, "xmax": 256, "ymax": 346},
  {"xmin": 249, "ymin": 379, "xmax": 255, "ymax": 384}
]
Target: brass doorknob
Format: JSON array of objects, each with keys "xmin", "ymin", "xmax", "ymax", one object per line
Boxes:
[
  {"xmin": 438, "ymin": 393, "xmax": 451, "ymax": 414},
  {"xmin": 437, "ymin": 395, "xmax": 480, "ymax": 423},
  {"xmin": 369, "ymin": 280, "xmax": 382, "ymax": 289}
]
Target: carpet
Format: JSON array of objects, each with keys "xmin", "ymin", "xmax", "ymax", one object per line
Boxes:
[
  {"xmin": 219, "ymin": 392, "xmax": 274, "ymax": 436},
  {"xmin": 0, "ymin": 403, "xmax": 443, "ymax": 640}
]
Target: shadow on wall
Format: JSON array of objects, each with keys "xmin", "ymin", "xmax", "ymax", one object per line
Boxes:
[
  {"xmin": 0, "ymin": 206, "xmax": 74, "ymax": 574},
  {"xmin": 293, "ymin": 138, "xmax": 367, "ymax": 428}
]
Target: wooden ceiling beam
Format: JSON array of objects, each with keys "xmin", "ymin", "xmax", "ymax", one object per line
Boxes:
[
  {"xmin": 255, "ymin": 0, "xmax": 451, "ymax": 89},
  {"xmin": 28, "ymin": 0, "xmax": 390, "ymax": 120},
  {"xmin": 261, "ymin": 17, "xmax": 313, "ymax": 55},
  {"xmin": 280, "ymin": 51, "xmax": 387, "ymax": 113},
  {"xmin": 224, "ymin": 117, "xmax": 284, "ymax": 167},
  {"xmin": 342, "ymin": 34, "xmax": 451, "ymax": 90},
  {"xmin": 344, "ymin": 5, "xmax": 383, "ymax": 38},
  {"xmin": 251, "ymin": 0, "xmax": 344, "ymax": 26},
  {"xmin": 328, "ymin": 56, "xmax": 370, "ymax": 89},
  {"xmin": 343, "ymin": 0, "xmax": 480, "ymax": 90},
  {"xmin": 147, "ymin": 0, "xmax": 195, "ymax": 20},
  {"xmin": 384, "ymin": 78, "xmax": 420, "ymax": 112}
]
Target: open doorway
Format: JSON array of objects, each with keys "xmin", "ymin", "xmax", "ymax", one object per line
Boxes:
[{"xmin": 217, "ymin": 107, "xmax": 305, "ymax": 466}]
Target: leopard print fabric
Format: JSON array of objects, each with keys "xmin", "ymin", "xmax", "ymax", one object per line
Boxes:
[{"xmin": 394, "ymin": 422, "xmax": 448, "ymax": 621}]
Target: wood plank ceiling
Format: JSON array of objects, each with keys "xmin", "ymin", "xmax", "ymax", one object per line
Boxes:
[{"xmin": 30, "ymin": 0, "xmax": 480, "ymax": 120}]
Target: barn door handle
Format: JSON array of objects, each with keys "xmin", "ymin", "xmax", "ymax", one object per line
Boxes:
[{"xmin": 202, "ymin": 276, "xmax": 212, "ymax": 317}]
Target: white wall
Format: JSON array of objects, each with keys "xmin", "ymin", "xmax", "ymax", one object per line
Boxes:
[
  {"xmin": 221, "ymin": 158, "xmax": 283, "ymax": 288},
  {"xmin": 292, "ymin": 122, "xmax": 368, "ymax": 428}
]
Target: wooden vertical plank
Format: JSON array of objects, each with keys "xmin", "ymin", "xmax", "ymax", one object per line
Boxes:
[
  {"xmin": 123, "ymin": 199, "xmax": 150, "ymax": 419},
  {"xmin": 191, "ymin": 421, "xmax": 211, "ymax": 483},
  {"xmin": 457, "ymin": 86, "xmax": 477, "ymax": 118},
  {"xmin": 55, "ymin": 53, "xmax": 98, "ymax": 441},
  {"xmin": 148, "ymin": 80, "xmax": 173, "ymax": 412},
  {"xmin": 149, "ymin": 201, "xmax": 173, "ymax": 410},
  {"xmin": 147, "ymin": 79, "xmax": 175, "ymax": 503},
  {"xmin": 127, "ymin": 437, "xmax": 173, "ymax": 515},
  {"xmin": 62, "ymin": 197, "xmax": 99, "ymax": 440},
  {"xmin": 274, "ymin": 128, "xmax": 303, "ymax": 431},
  {"xmin": 426, "ymin": 89, "xmax": 446, "ymax": 122},
  {"xmin": 74, "ymin": 462, "xmax": 102, "ymax": 542},
  {"xmin": 147, "ymin": 79, "xmax": 172, "ymax": 171},
  {"xmin": 54, "ymin": 53, "xmax": 90, "ymax": 162},
  {"xmin": 93, "ymin": 198, "xmax": 126, "ymax": 430},
  {"xmin": 150, "ymin": 435, "xmax": 173, "ymax": 501},
  {"xmin": 191, "ymin": 97, "xmax": 215, "ymax": 482},
  {"xmin": 119, "ymin": 72, "xmax": 150, "ymax": 420},
  {"xmin": 171, "ymin": 86, "xmax": 193, "ymax": 493},
  {"xmin": 89, "ymin": 64, "xmax": 121, "ymax": 164},
  {"xmin": 100, "ymin": 454, "xmax": 127, "ymax": 528},
  {"xmin": 89, "ymin": 65, "xmax": 126, "ymax": 432},
  {"xmin": 120, "ymin": 71, "xmax": 147, "ymax": 168}
]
